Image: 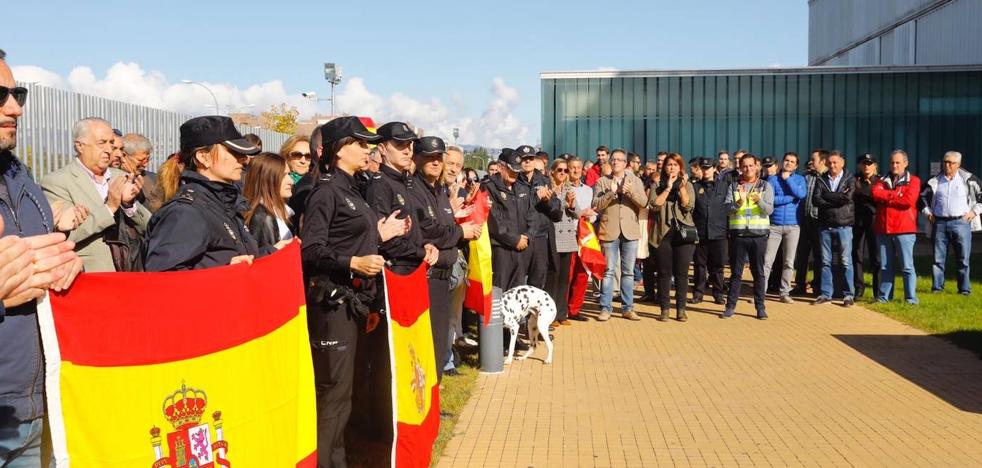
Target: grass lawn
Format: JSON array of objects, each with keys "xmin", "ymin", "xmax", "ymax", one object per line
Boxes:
[
  {"xmin": 431, "ymin": 359, "xmax": 480, "ymax": 466},
  {"xmin": 861, "ymin": 254, "xmax": 982, "ymax": 356}
]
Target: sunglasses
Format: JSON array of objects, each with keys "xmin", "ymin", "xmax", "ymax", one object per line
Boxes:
[
  {"xmin": 553, "ymin": 168, "xmax": 569, "ymax": 173},
  {"xmin": 289, "ymin": 151, "xmax": 312, "ymax": 160},
  {"xmin": 0, "ymin": 86, "xmax": 28, "ymax": 107}
]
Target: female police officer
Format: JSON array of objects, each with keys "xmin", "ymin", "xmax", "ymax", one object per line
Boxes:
[
  {"xmin": 300, "ymin": 116, "xmax": 409, "ymax": 467},
  {"xmin": 145, "ymin": 116, "xmax": 288, "ymax": 271}
]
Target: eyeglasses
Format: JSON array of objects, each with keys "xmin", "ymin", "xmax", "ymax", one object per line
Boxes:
[
  {"xmin": 554, "ymin": 168, "xmax": 569, "ymax": 173},
  {"xmin": 611, "ymin": 158, "xmax": 627, "ymax": 163},
  {"xmin": 0, "ymin": 86, "xmax": 28, "ymax": 107},
  {"xmin": 943, "ymin": 160, "xmax": 959, "ymax": 164},
  {"xmin": 289, "ymin": 151, "xmax": 312, "ymax": 160}
]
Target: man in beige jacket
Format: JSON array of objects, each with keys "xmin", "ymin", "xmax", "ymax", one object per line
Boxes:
[
  {"xmin": 42, "ymin": 117, "xmax": 150, "ymax": 272},
  {"xmin": 592, "ymin": 149, "xmax": 648, "ymax": 321}
]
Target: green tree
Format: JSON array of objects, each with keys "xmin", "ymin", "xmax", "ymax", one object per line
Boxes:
[
  {"xmin": 260, "ymin": 104, "xmax": 300, "ymax": 134},
  {"xmin": 464, "ymin": 146, "xmax": 490, "ymax": 171}
]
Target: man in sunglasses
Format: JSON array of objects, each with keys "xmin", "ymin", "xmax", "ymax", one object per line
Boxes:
[{"xmin": 0, "ymin": 48, "xmax": 85, "ymax": 467}]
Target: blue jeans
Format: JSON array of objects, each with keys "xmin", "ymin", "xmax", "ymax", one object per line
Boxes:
[
  {"xmin": 0, "ymin": 417, "xmax": 45, "ymax": 467},
  {"xmin": 932, "ymin": 218, "xmax": 972, "ymax": 293},
  {"xmin": 820, "ymin": 226, "xmax": 854, "ymax": 299},
  {"xmin": 601, "ymin": 237, "xmax": 638, "ymax": 312},
  {"xmin": 877, "ymin": 233, "xmax": 918, "ymax": 303}
]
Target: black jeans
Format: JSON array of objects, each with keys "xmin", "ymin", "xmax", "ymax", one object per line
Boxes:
[
  {"xmin": 794, "ymin": 218, "xmax": 822, "ymax": 292},
  {"xmin": 727, "ymin": 236, "xmax": 768, "ymax": 314},
  {"xmin": 693, "ymin": 238, "xmax": 726, "ymax": 300},
  {"xmin": 492, "ymin": 246, "xmax": 531, "ymax": 290},
  {"xmin": 310, "ymin": 303, "xmax": 360, "ymax": 468},
  {"xmin": 654, "ymin": 229, "xmax": 696, "ymax": 312},
  {"xmin": 428, "ymin": 277, "xmax": 450, "ymax": 382},
  {"xmin": 852, "ymin": 223, "xmax": 880, "ymax": 298},
  {"xmin": 546, "ymin": 251, "xmax": 573, "ymax": 321},
  {"xmin": 526, "ymin": 236, "xmax": 549, "ymax": 289},
  {"xmin": 642, "ymin": 255, "xmax": 658, "ymax": 296}
]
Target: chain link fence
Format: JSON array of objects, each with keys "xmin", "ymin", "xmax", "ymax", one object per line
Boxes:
[{"xmin": 13, "ymin": 82, "xmax": 290, "ymax": 181}]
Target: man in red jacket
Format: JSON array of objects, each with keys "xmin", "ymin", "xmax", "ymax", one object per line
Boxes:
[
  {"xmin": 584, "ymin": 145, "xmax": 609, "ymax": 187},
  {"xmin": 870, "ymin": 149, "xmax": 921, "ymax": 304}
]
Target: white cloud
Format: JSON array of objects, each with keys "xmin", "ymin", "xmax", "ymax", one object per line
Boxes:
[
  {"xmin": 336, "ymin": 76, "xmax": 528, "ymax": 148},
  {"xmin": 10, "ymin": 62, "xmax": 529, "ymax": 147}
]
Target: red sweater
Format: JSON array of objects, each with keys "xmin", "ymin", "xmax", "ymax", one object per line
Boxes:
[
  {"xmin": 585, "ymin": 164, "xmax": 603, "ymax": 187},
  {"xmin": 871, "ymin": 172, "xmax": 921, "ymax": 235}
]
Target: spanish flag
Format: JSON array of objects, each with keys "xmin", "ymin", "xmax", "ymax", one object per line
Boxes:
[
  {"xmin": 39, "ymin": 242, "xmax": 317, "ymax": 468},
  {"xmin": 458, "ymin": 189, "xmax": 493, "ymax": 324},
  {"xmin": 577, "ymin": 218, "xmax": 607, "ymax": 280},
  {"xmin": 383, "ymin": 264, "xmax": 440, "ymax": 468}
]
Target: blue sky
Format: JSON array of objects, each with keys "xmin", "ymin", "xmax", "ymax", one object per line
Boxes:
[{"xmin": 6, "ymin": 0, "xmax": 808, "ymax": 147}]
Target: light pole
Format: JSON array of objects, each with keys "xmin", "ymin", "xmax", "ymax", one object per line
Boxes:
[
  {"xmin": 181, "ymin": 80, "xmax": 220, "ymax": 114},
  {"xmin": 323, "ymin": 63, "xmax": 342, "ymax": 115},
  {"xmin": 453, "ymin": 127, "xmax": 460, "ymax": 147}
]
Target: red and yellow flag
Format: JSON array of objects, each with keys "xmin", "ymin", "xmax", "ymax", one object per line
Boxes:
[
  {"xmin": 383, "ymin": 264, "xmax": 440, "ymax": 468},
  {"xmin": 39, "ymin": 242, "xmax": 317, "ymax": 468},
  {"xmin": 577, "ymin": 218, "xmax": 607, "ymax": 280},
  {"xmin": 458, "ymin": 190, "xmax": 493, "ymax": 324}
]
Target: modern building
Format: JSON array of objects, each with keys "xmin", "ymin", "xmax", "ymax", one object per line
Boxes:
[
  {"xmin": 540, "ymin": 0, "xmax": 982, "ymax": 176},
  {"xmin": 809, "ymin": 0, "xmax": 982, "ymax": 66}
]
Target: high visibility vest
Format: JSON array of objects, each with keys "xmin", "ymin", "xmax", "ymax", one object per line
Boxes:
[{"xmin": 729, "ymin": 181, "xmax": 770, "ymax": 237}]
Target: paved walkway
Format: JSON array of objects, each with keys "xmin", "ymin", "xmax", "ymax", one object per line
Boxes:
[{"xmin": 437, "ymin": 292, "xmax": 982, "ymax": 467}]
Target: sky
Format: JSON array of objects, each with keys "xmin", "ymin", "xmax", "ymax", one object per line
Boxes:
[{"xmin": 6, "ymin": 0, "xmax": 808, "ymax": 148}]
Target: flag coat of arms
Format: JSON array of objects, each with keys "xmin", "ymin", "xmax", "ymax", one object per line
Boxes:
[
  {"xmin": 383, "ymin": 264, "xmax": 440, "ymax": 468},
  {"xmin": 577, "ymin": 218, "xmax": 607, "ymax": 279},
  {"xmin": 457, "ymin": 189, "xmax": 493, "ymax": 324},
  {"xmin": 39, "ymin": 242, "xmax": 317, "ymax": 467}
]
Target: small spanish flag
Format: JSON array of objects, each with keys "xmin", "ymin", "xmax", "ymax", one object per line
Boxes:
[
  {"xmin": 577, "ymin": 218, "xmax": 607, "ymax": 280},
  {"xmin": 458, "ymin": 190, "xmax": 493, "ymax": 324},
  {"xmin": 359, "ymin": 116, "xmax": 377, "ymax": 134},
  {"xmin": 383, "ymin": 264, "xmax": 440, "ymax": 468},
  {"xmin": 39, "ymin": 242, "xmax": 317, "ymax": 467}
]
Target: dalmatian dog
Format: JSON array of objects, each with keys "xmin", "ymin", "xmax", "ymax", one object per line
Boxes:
[{"xmin": 502, "ymin": 285, "xmax": 557, "ymax": 365}]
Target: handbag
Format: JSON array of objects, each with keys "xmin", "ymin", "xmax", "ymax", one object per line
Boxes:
[{"xmin": 670, "ymin": 205, "xmax": 699, "ymax": 244}]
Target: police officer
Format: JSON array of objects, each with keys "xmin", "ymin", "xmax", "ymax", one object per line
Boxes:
[
  {"xmin": 852, "ymin": 153, "xmax": 880, "ymax": 299},
  {"xmin": 691, "ymin": 157, "xmax": 728, "ymax": 305},
  {"xmin": 300, "ymin": 116, "xmax": 409, "ymax": 467},
  {"xmin": 411, "ymin": 136, "xmax": 482, "ymax": 380},
  {"xmin": 145, "ymin": 115, "xmax": 281, "ymax": 271},
  {"xmin": 485, "ymin": 148, "xmax": 536, "ymax": 290},
  {"xmin": 514, "ymin": 145, "xmax": 561, "ymax": 289}
]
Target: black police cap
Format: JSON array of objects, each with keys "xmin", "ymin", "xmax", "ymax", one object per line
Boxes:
[
  {"xmin": 762, "ymin": 157, "xmax": 776, "ymax": 167},
  {"xmin": 497, "ymin": 148, "xmax": 523, "ymax": 172},
  {"xmin": 376, "ymin": 122, "xmax": 417, "ymax": 142},
  {"xmin": 698, "ymin": 157, "xmax": 715, "ymax": 169},
  {"xmin": 319, "ymin": 116, "xmax": 382, "ymax": 148},
  {"xmin": 514, "ymin": 145, "xmax": 536, "ymax": 160},
  {"xmin": 180, "ymin": 115, "xmax": 260, "ymax": 155},
  {"xmin": 858, "ymin": 153, "xmax": 876, "ymax": 165},
  {"xmin": 414, "ymin": 136, "xmax": 446, "ymax": 155}
]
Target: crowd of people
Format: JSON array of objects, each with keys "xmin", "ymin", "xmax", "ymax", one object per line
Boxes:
[{"xmin": 2, "ymin": 48, "xmax": 981, "ymax": 467}]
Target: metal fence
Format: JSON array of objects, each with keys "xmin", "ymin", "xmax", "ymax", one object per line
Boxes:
[{"xmin": 13, "ymin": 81, "xmax": 291, "ymax": 181}]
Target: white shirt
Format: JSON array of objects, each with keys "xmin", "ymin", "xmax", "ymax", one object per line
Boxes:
[
  {"xmin": 277, "ymin": 205, "xmax": 296, "ymax": 241},
  {"xmin": 934, "ymin": 172, "xmax": 970, "ymax": 217},
  {"xmin": 572, "ymin": 181, "xmax": 595, "ymax": 222},
  {"xmin": 829, "ymin": 171, "xmax": 844, "ymax": 192},
  {"xmin": 76, "ymin": 159, "xmax": 138, "ymax": 218}
]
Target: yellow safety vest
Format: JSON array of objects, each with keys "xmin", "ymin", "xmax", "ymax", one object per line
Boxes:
[{"xmin": 729, "ymin": 181, "xmax": 770, "ymax": 236}]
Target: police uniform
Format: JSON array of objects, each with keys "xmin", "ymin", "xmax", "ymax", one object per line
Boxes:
[
  {"xmin": 485, "ymin": 149, "xmax": 537, "ymax": 290},
  {"xmin": 514, "ymin": 145, "xmax": 562, "ymax": 289},
  {"xmin": 411, "ymin": 136, "xmax": 465, "ymax": 381},
  {"xmin": 144, "ymin": 116, "xmax": 263, "ymax": 272},
  {"xmin": 299, "ymin": 117, "xmax": 384, "ymax": 468}
]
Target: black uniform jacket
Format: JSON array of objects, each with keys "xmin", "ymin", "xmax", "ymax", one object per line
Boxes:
[
  {"xmin": 484, "ymin": 174, "xmax": 536, "ymax": 250},
  {"xmin": 693, "ymin": 177, "xmax": 730, "ymax": 241},
  {"xmin": 516, "ymin": 170, "xmax": 562, "ymax": 238},
  {"xmin": 412, "ymin": 174, "xmax": 464, "ymax": 270},
  {"xmin": 145, "ymin": 171, "xmax": 262, "ymax": 272},
  {"xmin": 364, "ymin": 164, "xmax": 426, "ymax": 269}
]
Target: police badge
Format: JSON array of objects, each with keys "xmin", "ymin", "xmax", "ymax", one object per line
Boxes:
[
  {"xmin": 344, "ymin": 197, "xmax": 357, "ymax": 210},
  {"xmin": 427, "ymin": 205, "xmax": 435, "ymax": 218},
  {"xmin": 396, "ymin": 193, "xmax": 405, "ymax": 206}
]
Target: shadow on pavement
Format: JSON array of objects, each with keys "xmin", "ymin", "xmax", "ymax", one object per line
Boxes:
[{"xmin": 834, "ymin": 333, "xmax": 982, "ymax": 414}]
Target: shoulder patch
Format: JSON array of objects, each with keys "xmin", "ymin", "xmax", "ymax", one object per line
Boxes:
[{"xmin": 176, "ymin": 189, "xmax": 196, "ymax": 204}]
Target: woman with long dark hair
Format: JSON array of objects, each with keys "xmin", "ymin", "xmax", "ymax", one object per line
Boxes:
[
  {"xmin": 648, "ymin": 153, "xmax": 696, "ymax": 321},
  {"xmin": 299, "ymin": 116, "xmax": 409, "ymax": 467},
  {"xmin": 243, "ymin": 152, "xmax": 295, "ymax": 251}
]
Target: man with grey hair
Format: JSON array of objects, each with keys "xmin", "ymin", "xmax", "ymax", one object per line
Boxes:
[
  {"xmin": 0, "ymin": 47, "xmax": 84, "ymax": 467},
  {"xmin": 122, "ymin": 132, "xmax": 158, "ymax": 209},
  {"xmin": 921, "ymin": 150, "xmax": 982, "ymax": 295},
  {"xmin": 42, "ymin": 117, "xmax": 151, "ymax": 272}
]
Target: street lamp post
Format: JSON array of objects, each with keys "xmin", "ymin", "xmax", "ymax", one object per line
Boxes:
[
  {"xmin": 324, "ymin": 63, "xmax": 342, "ymax": 115},
  {"xmin": 181, "ymin": 80, "xmax": 220, "ymax": 114}
]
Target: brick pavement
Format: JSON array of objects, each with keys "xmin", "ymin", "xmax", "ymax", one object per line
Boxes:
[{"xmin": 437, "ymin": 292, "xmax": 982, "ymax": 467}]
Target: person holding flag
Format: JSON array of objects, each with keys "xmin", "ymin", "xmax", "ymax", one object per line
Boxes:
[
  {"xmin": 565, "ymin": 156, "xmax": 599, "ymax": 321},
  {"xmin": 299, "ymin": 116, "xmax": 410, "ymax": 467}
]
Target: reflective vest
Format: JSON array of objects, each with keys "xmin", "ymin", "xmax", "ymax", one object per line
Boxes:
[{"xmin": 729, "ymin": 180, "xmax": 770, "ymax": 237}]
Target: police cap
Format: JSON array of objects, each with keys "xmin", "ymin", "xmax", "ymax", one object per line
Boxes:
[{"xmin": 376, "ymin": 122, "xmax": 417, "ymax": 142}]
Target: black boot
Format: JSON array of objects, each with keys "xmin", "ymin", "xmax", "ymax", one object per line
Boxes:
[
  {"xmin": 657, "ymin": 309, "xmax": 669, "ymax": 321},
  {"xmin": 677, "ymin": 308, "xmax": 688, "ymax": 322}
]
